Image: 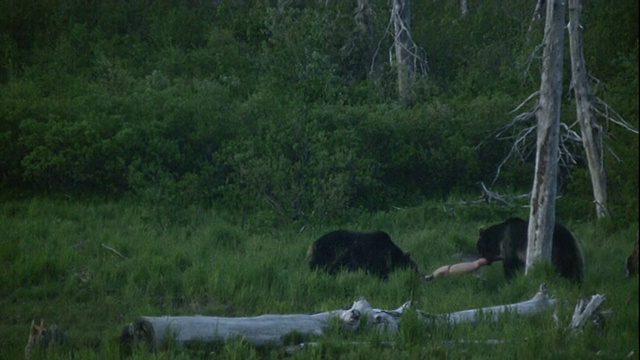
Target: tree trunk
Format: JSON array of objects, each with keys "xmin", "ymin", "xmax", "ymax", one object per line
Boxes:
[
  {"xmin": 528, "ymin": 0, "xmax": 547, "ymax": 34},
  {"xmin": 355, "ymin": 0, "xmax": 376, "ymax": 78},
  {"xmin": 526, "ymin": 0, "xmax": 565, "ymax": 275},
  {"xmin": 356, "ymin": 0, "xmax": 375, "ymax": 43},
  {"xmin": 568, "ymin": 0, "xmax": 609, "ymax": 219},
  {"xmin": 392, "ymin": 0, "xmax": 415, "ymax": 104}
]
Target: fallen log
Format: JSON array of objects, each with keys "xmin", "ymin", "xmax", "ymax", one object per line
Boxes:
[
  {"xmin": 120, "ymin": 285, "xmax": 556, "ymax": 355},
  {"xmin": 569, "ymin": 294, "xmax": 607, "ymax": 332},
  {"xmin": 423, "ymin": 284, "xmax": 557, "ymax": 325},
  {"xmin": 119, "ymin": 297, "xmax": 405, "ymax": 354}
]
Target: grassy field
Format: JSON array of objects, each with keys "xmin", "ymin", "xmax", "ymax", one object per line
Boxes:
[{"xmin": 1, "ymin": 197, "xmax": 637, "ymax": 359}]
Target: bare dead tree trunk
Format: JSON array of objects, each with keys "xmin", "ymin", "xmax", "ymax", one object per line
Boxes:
[
  {"xmin": 356, "ymin": 0, "xmax": 374, "ymax": 38},
  {"xmin": 355, "ymin": 0, "xmax": 376, "ymax": 78},
  {"xmin": 392, "ymin": 0, "xmax": 415, "ymax": 104},
  {"xmin": 568, "ymin": 0, "xmax": 609, "ymax": 219},
  {"xmin": 526, "ymin": 0, "xmax": 565, "ymax": 275},
  {"xmin": 528, "ymin": 0, "xmax": 547, "ymax": 34}
]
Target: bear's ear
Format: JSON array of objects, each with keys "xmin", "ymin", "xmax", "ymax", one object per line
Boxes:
[
  {"xmin": 479, "ymin": 226, "xmax": 486, "ymax": 235},
  {"xmin": 404, "ymin": 251, "xmax": 412, "ymax": 258}
]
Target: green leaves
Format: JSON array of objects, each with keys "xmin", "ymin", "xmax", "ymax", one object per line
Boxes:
[{"xmin": 0, "ymin": 0, "xmax": 636, "ymax": 225}]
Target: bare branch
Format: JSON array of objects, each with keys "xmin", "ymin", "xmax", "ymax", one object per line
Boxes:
[
  {"xmin": 606, "ymin": 146, "xmax": 622, "ymax": 162},
  {"xmin": 482, "ymin": 95, "xmax": 583, "ymax": 189},
  {"xmin": 371, "ymin": 2, "xmax": 428, "ymax": 77},
  {"xmin": 569, "ymin": 294, "xmax": 606, "ymax": 333},
  {"xmin": 521, "ymin": 43, "xmax": 545, "ymax": 86},
  {"xmin": 479, "ymin": 182, "xmax": 512, "ymax": 206},
  {"xmin": 527, "ymin": 0, "xmax": 547, "ymax": 34},
  {"xmin": 101, "ymin": 243, "xmax": 127, "ymax": 259},
  {"xmin": 370, "ymin": 14, "xmax": 394, "ymax": 76},
  {"xmin": 477, "ymin": 109, "xmax": 538, "ymax": 187},
  {"xmin": 592, "ymin": 97, "xmax": 638, "ymax": 134},
  {"xmin": 476, "ymin": 104, "xmax": 536, "ymax": 150},
  {"xmin": 510, "ymin": 91, "xmax": 540, "ymax": 114}
]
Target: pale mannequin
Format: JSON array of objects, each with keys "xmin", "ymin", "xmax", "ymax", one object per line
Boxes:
[{"xmin": 423, "ymin": 257, "xmax": 488, "ymax": 281}]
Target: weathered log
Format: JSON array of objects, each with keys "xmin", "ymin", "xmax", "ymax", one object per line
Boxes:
[
  {"xmin": 283, "ymin": 287, "xmax": 604, "ymax": 356},
  {"xmin": 120, "ymin": 312, "xmax": 335, "ymax": 353},
  {"xmin": 119, "ymin": 298, "xmax": 405, "ymax": 354},
  {"xmin": 422, "ymin": 284, "xmax": 556, "ymax": 325},
  {"xmin": 120, "ymin": 285, "xmax": 556, "ymax": 355},
  {"xmin": 569, "ymin": 294, "xmax": 606, "ymax": 332}
]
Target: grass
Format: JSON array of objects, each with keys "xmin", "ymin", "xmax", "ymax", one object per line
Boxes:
[{"xmin": 0, "ymin": 197, "xmax": 637, "ymax": 359}]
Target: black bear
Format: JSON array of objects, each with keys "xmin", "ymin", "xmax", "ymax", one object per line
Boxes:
[
  {"xmin": 307, "ymin": 230, "xmax": 418, "ymax": 279},
  {"xmin": 476, "ymin": 217, "xmax": 584, "ymax": 283}
]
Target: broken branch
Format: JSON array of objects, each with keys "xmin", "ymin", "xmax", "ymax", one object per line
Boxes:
[{"xmin": 101, "ymin": 243, "xmax": 127, "ymax": 259}]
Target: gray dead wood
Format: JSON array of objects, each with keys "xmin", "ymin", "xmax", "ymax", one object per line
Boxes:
[
  {"xmin": 526, "ymin": 0, "xmax": 565, "ymax": 276},
  {"xmin": 369, "ymin": 0, "xmax": 427, "ymax": 99},
  {"xmin": 284, "ymin": 284, "xmax": 555, "ymax": 355},
  {"xmin": 119, "ymin": 298, "xmax": 406, "ymax": 353},
  {"xmin": 280, "ymin": 287, "xmax": 607, "ymax": 356},
  {"xmin": 568, "ymin": 0, "xmax": 609, "ymax": 219},
  {"xmin": 120, "ymin": 285, "xmax": 556, "ymax": 354},
  {"xmin": 569, "ymin": 294, "xmax": 606, "ymax": 332},
  {"xmin": 101, "ymin": 243, "xmax": 127, "ymax": 259},
  {"xmin": 527, "ymin": 0, "xmax": 546, "ymax": 34},
  {"xmin": 479, "ymin": 182, "xmax": 512, "ymax": 206},
  {"xmin": 392, "ymin": 0, "xmax": 416, "ymax": 103},
  {"xmin": 423, "ymin": 284, "xmax": 556, "ymax": 325}
]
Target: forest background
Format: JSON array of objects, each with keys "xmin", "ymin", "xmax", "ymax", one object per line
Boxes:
[
  {"xmin": 0, "ymin": 1, "xmax": 638, "ymax": 358},
  {"xmin": 1, "ymin": 0, "xmax": 637, "ymax": 227}
]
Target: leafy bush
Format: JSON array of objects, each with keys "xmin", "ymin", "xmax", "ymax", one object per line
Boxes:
[{"xmin": 0, "ymin": 0, "xmax": 636, "ymax": 224}]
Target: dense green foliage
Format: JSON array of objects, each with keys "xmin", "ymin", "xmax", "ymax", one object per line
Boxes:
[
  {"xmin": 0, "ymin": 198, "xmax": 637, "ymax": 358},
  {"xmin": 1, "ymin": 2, "xmax": 636, "ymax": 358},
  {"xmin": 1, "ymin": 1, "xmax": 637, "ymax": 225}
]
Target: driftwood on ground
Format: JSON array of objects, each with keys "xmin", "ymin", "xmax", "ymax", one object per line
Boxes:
[
  {"xmin": 119, "ymin": 298, "xmax": 406, "ymax": 354},
  {"xmin": 120, "ymin": 284, "xmax": 557, "ymax": 354},
  {"xmin": 569, "ymin": 294, "xmax": 606, "ymax": 332},
  {"xmin": 423, "ymin": 284, "xmax": 556, "ymax": 325}
]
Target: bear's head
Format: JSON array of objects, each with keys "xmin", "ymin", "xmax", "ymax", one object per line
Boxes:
[
  {"xmin": 476, "ymin": 226, "xmax": 504, "ymax": 264},
  {"xmin": 400, "ymin": 252, "xmax": 419, "ymax": 272}
]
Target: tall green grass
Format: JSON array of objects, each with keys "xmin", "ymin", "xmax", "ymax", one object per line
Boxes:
[{"xmin": 0, "ymin": 198, "xmax": 637, "ymax": 359}]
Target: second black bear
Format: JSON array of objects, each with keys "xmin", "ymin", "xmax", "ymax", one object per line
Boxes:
[
  {"xmin": 625, "ymin": 236, "xmax": 638, "ymax": 278},
  {"xmin": 476, "ymin": 217, "xmax": 584, "ymax": 283},
  {"xmin": 307, "ymin": 230, "xmax": 418, "ymax": 279}
]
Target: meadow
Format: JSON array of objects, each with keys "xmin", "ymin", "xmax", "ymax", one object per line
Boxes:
[{"xmin": 1, "ymin": 197, "xmax": 637, "ymax": 359}]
